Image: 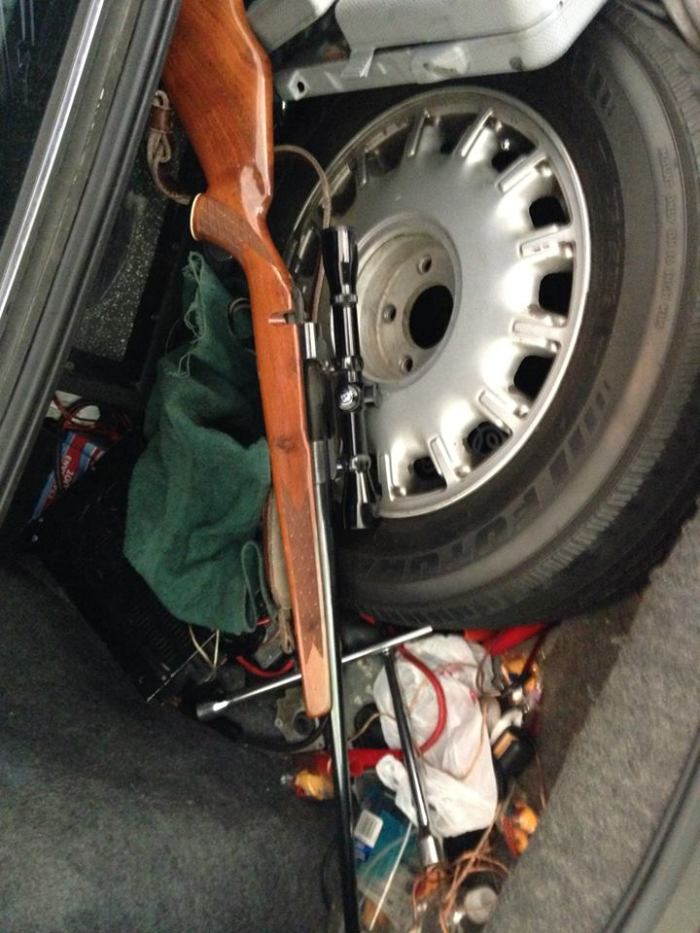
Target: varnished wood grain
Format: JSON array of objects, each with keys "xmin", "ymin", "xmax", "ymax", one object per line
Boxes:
[{"xmin": 163, "ymin": 0, "xmax": 330, "ymax": 716}]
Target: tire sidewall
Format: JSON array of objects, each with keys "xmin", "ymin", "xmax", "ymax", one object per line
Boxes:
[{"xmin": 276, "ymin": 12, "xmax": 696, "ymax": 622}]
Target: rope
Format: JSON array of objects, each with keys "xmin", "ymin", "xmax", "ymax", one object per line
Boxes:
[{"xmin": 147, "ymin": 89, "xmax": 191, "ymax": 205}]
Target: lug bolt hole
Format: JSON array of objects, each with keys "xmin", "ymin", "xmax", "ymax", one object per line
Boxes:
[
  {"xmin": 417, "ymin": 255, "xmax": 433, "ymax": 275},
  {"xmin": 383, "ymin": 304, "xmax": 397, "ymax": 323},
  {"xmin": 400, "ymin": 356, "xmax": 414, "ymax": 374},
  {"xmin": 293, "ymin": 712, "xmax": 314, "ymax": 737}
]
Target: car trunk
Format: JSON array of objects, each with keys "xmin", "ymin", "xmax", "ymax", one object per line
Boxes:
[
  {"xmin": 1, "ymin": 466, "xmax": 697, "ymax": 931},
  {"xmin": 1, "ymin": 96, "xmax": 698, "ymax": 931}
]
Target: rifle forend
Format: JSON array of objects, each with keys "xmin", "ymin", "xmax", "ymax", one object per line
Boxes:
[{"xmin": 163, "ymin": 0, "xmax": 331, "ymax": 717}]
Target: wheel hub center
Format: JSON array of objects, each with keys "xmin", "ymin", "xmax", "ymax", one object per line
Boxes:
[{"xmin": 357, "ymin": 229, "xmax": 456, "ymax": 383}]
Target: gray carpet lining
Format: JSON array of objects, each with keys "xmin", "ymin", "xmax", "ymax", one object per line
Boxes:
[
  {"xmin": 0, "ymin": 560, "xmax": 333, "ymax": 933},
  {"xmin": 488, "ymin": 508, "xmax": 700, "ymax": 933}
]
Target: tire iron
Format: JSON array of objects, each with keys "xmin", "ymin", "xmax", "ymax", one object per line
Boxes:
[{"xmin": 383, "ymin": 648, "xmax": 443, "ymax": 868}]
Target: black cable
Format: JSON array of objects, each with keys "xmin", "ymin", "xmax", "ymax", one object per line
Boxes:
[
  {"xmin": 208, "ymin": 713, "xmax": 329, "ymax": 753},
  {"xmin": 500, "ymin": 626, "xmax": 555, "ymax": 699},
  {"xmin": 320, "ymin": 836, "xmax": 338, "ymax": 912}
]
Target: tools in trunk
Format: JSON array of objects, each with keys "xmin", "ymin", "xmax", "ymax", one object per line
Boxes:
[
  {"xmin": 383, "ymin": 649, "xmax": 443, "ymax": 869},
  {"xmin": 196, "ymin": 626, "xmax": 433, "ymax": 720}
]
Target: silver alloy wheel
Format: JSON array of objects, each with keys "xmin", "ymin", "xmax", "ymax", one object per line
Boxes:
[{"xmin": 287, "ymin": 88, "xmax": 590, "ymax": 518}]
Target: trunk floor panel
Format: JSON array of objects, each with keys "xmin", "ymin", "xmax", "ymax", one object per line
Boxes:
[
  {"xmin": 530, "ymin": 595, "xmax": 638, "ymax": 795},
  {"xmin": 0, "ymin": 560, "xmax": 333, "ymax": 933},
  {"xmin": 488, "ymin": 506, "xmax": 700, "ymax": 933}
]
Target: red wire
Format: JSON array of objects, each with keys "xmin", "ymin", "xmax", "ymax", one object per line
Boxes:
[
  {"xmin": 52, "ymin": 394, "xmax": 129, "ymax": 442},
  {"xmin": 398, "ymin": 645, "xmax": 448, "ymax": 755},
  {"xmin": 463, "ymin": 627, "xmax": 494, "ymax": 643},
  {"xmin": 235, "ymin": 655, "xmax": 294, "ymax": 680},
  {"xmin": 469, "ymin": 622, "xmax": 550, "ymax": 656},
  {"xmin": 52, "ymin": 394, "xmax": 83, "ymax": 422}
]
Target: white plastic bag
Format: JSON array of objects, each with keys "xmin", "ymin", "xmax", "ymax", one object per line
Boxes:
[{"xmin": 373, "ymin": 634, "xmax": 498, "ymax": 838}]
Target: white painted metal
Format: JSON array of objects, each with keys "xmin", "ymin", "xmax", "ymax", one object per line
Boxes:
[
  {"xmin": 336, "ymin": 0, "xmax": 575, "ymax": 51},
  {"xmin": 272, "ymin": 0, "xmax": 607, "ymax": 100},
  {"xmin": 247, "ymin": 0, "xmax": 336, "ymax": 51}
]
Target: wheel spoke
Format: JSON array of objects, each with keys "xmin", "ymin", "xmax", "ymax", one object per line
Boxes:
[
  {"xmin": 496, "ymin": 148, "xmax": 550, "ymax": 194},
  {"xmin": 518, "ymin": 224, "xmax": 575, "ymax": 263},
  {"xmin": 354, "ymin": 151, "xmax": 369, "ymax": 190},
  {"xmin": 428, "ymin": 433, "xmax": 471, "ymax": 485},
  {"xmin": 453, "ymin": 108, "xmax": 495, "ymax": 160},
  {"xmin": 511, "ymin": 309, "xmax": 567, "ymax": 353},
  {"xmin": 403, "ymin": 108, "xmax": 431, "ymax": 160},
  {"xmin": 378, "ymin": 449, "xmax": 410, "ymax": 500},
  {"xmin": 477, "ymin": 387, "xmax": 530, "ymax": 433}
]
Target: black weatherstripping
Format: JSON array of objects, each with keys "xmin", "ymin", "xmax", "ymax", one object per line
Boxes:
[{"xmin": 0, "ymin": 0, "xmax": 182, "ymax": 523}]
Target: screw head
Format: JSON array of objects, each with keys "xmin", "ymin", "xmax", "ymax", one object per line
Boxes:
[{"xmin": 338, "ymin": 384, "xmax": 362, "ymax": 412}]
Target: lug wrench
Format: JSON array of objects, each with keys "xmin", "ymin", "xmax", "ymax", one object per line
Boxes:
[
  {"xmin": 383, "ymin": 648, "xmax": 443, "ymax": 868},
  {"xmin": 196, "ymin": 626, "xmax": 433, "ymax": 720}
]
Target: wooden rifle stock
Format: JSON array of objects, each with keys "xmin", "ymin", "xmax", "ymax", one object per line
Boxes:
[{"xmin": 163, "ymin": 0, "xmax": 330, "ymax": 716}]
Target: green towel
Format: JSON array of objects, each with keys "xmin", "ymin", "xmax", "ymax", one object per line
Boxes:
[{"xmin": 124, "ymin": 252, "xmax": 270, "ymax": 634}]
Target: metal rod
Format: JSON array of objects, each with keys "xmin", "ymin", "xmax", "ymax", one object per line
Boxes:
[
  {"xmin": 321, "ymin": 225, "xmax": 378, "ymax": 531},
  {"xmin": 312, "ymin": 477, "xmax": 360, "ymax": 933},
  {"xmin": 196, "ymin": 625, "xmax": 433, "ymax": 721},
  {"xmin": 384, "ymin": 649, "xmax": 442, "ymax": 868}
]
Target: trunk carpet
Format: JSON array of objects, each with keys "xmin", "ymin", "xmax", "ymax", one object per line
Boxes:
[
  {"xmin": 0, "ymin": 560, "xmax": 333, "ymax": 933},
  {"xmin": 488, "ymin": 507, "xmax": 700, "ymax": 933}
]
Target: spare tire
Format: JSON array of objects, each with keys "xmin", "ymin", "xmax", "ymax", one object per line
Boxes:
[{"xmin": 276, "ymin": 3, "xmax": 700, "ymax": 629}]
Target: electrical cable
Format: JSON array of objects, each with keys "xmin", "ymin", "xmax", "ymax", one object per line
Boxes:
[
  {"xmin": 274, "ymin": 143, "xmax": 333, "ymax": 323},
  {"xmin": 398, "ymin": 644, "xmax": 448, "ymax": 755},
  {"xmin": 438, "ymin": 800, "xmax": 508, "ymax": 933},
  {"xmin": 349, "ymin": 710, "xmax": 381, "ymax": 744},
  {"xmin": 275, "ymin": 143, "xmax": 332, "ymax": 229},
  {"xmin": 499, "ymin": 626, "xmax": 552, "ymax": 700},
  {"xmin": 188, "ymin": 624, "xmax": 221, "ymax": 682},
  {"xmin": 52, "ymin": 394, "xmax": 95, "ymax": 426},
  {"xmin": 191, "ymin": 623, "xmax": 295, "ymax": 682},
  {"xmin": 235, "ymin": 654, "xmax": 295, "ymax": 679}
]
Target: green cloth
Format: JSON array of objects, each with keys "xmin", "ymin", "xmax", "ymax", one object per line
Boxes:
[{"xmin": 125, "ymin": 252, "xmax": 270, "ymax": 634}]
